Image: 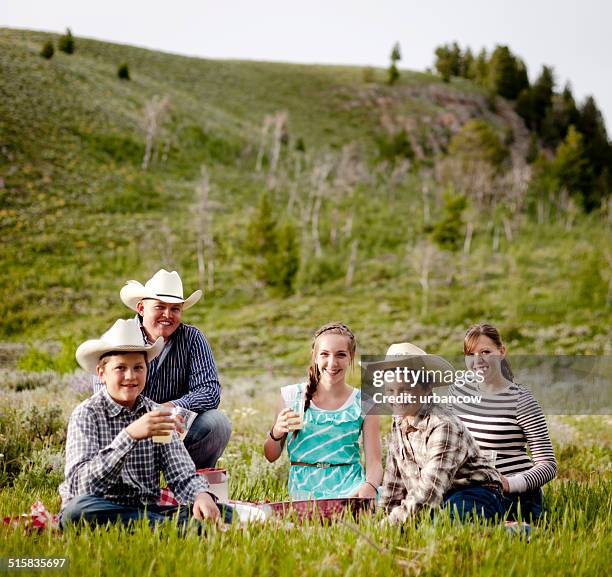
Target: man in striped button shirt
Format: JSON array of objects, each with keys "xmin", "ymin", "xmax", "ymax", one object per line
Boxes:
[
  {"xmin": 94, "ymin": 270, "xmax": 231, "ymax": 469},
  {"xmin": 370, "ymin": 343, "xmax": 504, "ymax": 524}
]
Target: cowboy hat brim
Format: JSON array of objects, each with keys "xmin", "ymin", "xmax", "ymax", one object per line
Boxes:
[
  {"xmin": 76, "ymin": 336, "xmax": 164, "ymax": 374},
  {"xmin": 120, "ymin": 281, "xmax": 202, "ymax": 312}
]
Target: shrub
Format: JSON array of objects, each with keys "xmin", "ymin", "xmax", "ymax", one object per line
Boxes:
[
  {"xmin": 117, "ymin": 63, "xmax": 130, "ymax": 80},
  {"xmin": 15, "ymin": 448, "xmax": 65, "ymax": 490},
  {"xmin": 58, "ymin": 28, "xmax": 75, "ymax": 54},
  {"xmin": 376, "ymin": 129, "xmax": 415, "ymax": 163},
  {"xmin": 40, "ymin": 40, "xmax": 54, "ymax": 59},
  {"xmin": 0, "ymin": 405, "xmax": 66, "ymax": 487},
  {"xmin": 0, "ymin": 369, "xmax": 53, "ymax": 392}
]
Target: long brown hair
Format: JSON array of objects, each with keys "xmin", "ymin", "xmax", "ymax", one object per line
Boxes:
[
  {"xmin": 464, "ymin": 323, "xmax": 514, "ymax": 381},
  {"xmin": 305, "ymin": 322, "xmax": 357, "ymax": 413}
]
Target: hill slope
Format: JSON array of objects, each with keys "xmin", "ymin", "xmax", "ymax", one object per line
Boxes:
[{"xmin": 1, "ymin": 28, "xmax": 610, "ymax": 371}]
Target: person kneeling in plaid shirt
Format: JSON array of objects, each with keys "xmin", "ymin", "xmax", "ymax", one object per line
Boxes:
[
  {"xmin": 371, "ymin": 343, "xmax": 504, "ymax": 525},
  {"xmin": 59, "ymin": 319, "xmax": 229, "ymax": 529}
]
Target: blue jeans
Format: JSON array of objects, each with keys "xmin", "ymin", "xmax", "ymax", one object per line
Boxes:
[
  {"xmin": 60, "ymin": 495, "xmax": 232, "ymax": 531},
  {"xmin": 184, "ymin": 409, "xmax": 231, "ymax": 469},
  {"xmin": 442, "ymin": 486, "xmax": 505, "ymax": 522},
  {"xmin": 503, "ymin": 488, "xmax": 544, "ymax": 521}
]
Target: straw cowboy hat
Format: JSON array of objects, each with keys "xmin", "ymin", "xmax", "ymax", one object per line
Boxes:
[
  {"xmin": 362, "ymin": 342, "xmax": 455, "ymax": 386},
  {"xmin": 120, "ymin": 269, "xmax": 202, "ymax": 312},
  {"xmin": 76, "ymin": 318, "xmax": 164, "ymax": 374}
]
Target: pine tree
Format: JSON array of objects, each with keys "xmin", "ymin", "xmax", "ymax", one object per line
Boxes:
[
  {"xmin": 530, "ymin": 66, "xmax": 555, "ymax": 132},
  {"xmin": 434, "ymin": 42, "xmax": 463, "ymax": 81},
  {"xmin": 462, "ymin": 47, "xmax": 475, "ymax": 79},
  {"xmin": 273, "ymin": 220, "xmax": 300, "ymax": 295},
  {"xmin": 577, "ymin": 96, "xmax": 611, "ymax": 176},
  {"xmin": 471, "ymin": 48, "xmax": 489, "ymax": 86},
  {"xmin": 560, "ymin": 84, "xmax": 580, "ymax": 130},
  {"xmin": 431, "ymin": 190, "xmax": 467, "ymax": 252},
  {"xmin": 245, "ymin": 192, "xmax": 300, "ymax": 293},
  {"xmin": 487, "ymin": 45, "xmax": 528, "ymax": 100},
  {"xmin": 552, "ymin": 125, "xmax": 593, "ymax": 209},
  {"xmin": 516, "ymin": 88, "xmax": 534, "ymax": 129},
  {"xmin": 58, "ymin": 28, "xmax": 75, "ymax": 54},
  {"xmin": 449, "ymin": 42, "xmax": 463, "ymax": 77},
  {"xmin": 388, "ymin": 42, "xmax": 401, "ymax": 85},
  {"xmin": 434, "ymin": 44, "xmax": 453, "ymax": 82}
]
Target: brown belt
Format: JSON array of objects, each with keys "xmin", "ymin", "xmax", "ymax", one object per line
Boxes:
[{"xmin": 290, "ymin": 461, "xmax": 352, "ymax": 469}]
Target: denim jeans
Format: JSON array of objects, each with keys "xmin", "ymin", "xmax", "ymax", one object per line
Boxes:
[
  {"xmin": 442, "ymin": 486, "xmax": 505, "ymax": 522},
  {"xmin": 60, "ymin": 495, "xmax": 232, "ymax": 531},
  {"xmin": 183, "ymin": 409, "xmax": 232, "ymax": 469},
  {"xmin": 503, "ymin": 488, "xmax": 544, "ymax": 521}
]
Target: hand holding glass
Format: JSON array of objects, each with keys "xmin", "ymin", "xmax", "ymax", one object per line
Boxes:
[
  {"xmin": 151, "ymin": 404, "xmax": 197, "ymax": 443},
  {"xmin": 282, "ymin": 390, "xmax": 305, "ymax": 431}
]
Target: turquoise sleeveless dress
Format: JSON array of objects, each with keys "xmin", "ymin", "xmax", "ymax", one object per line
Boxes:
[{"xmin": 284, "ymin": 383, "xmax": 365, "ymax": 499}]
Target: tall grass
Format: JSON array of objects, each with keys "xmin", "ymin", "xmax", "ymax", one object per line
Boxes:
[{"xmin": 1, "ymin": 368, "xmax": 610, "ymax": 577}]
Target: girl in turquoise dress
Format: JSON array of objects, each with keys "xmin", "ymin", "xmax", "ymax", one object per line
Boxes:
[{"xmin": 263, "ymin": 322, "xmax": 382, "ymax": 499}]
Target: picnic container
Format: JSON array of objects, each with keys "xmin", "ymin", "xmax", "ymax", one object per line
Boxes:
[
  {"xmin": 265, "ymin": 497, "xmax": 374, "ymax": 521},
  {"xmin": 197, "ymin": 468, "xmax": 229, "ymax": 503}
]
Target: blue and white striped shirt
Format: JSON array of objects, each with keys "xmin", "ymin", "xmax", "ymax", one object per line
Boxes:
[{"xmin": 93, "ymin": 318, "xmax": 220, "ymax": 413}]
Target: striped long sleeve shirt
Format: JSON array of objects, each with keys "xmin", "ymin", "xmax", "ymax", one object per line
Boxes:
[
  {"xmin": 59, "ymin": 389, "xmax": 209, "ymax": 509},
  {"xmin": 94, "ymin": 320, "xmax": 220, "ymax": 413},
  {"xmin": 448, "ymin": 381, "xmax": 557, "ymax": 493}
]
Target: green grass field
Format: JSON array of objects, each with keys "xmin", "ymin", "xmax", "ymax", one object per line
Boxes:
[
  {"xmin": 0, "ymin": 371, "xmax": 611, "ymax": 577},
  {"xmin": 1, "ymin": 28, "xmax": 611, "ymax": 576}
]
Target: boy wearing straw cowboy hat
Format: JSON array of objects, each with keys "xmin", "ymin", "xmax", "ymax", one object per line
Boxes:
[
  {"xmin": 61, "ymin": 319, "xmax": 228, "ymax": 528},
  {"xmin": 365, "ymin": 343, "xmax": 504, "ymax": 524},
  {"xmin": 93, "ymin": 269, "xmax": 231, "ymax": 469}
]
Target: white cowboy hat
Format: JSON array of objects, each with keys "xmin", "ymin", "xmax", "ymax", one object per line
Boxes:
[
  {"xmin": 120, "ymin": 269, "xmax": 202, "ymax": 312},
  {"xmin": 361, "ymin": 342, "xmax": 455, "ymax": 386},
  {"xmin": 76, "ymin": 318, "xmax": 164, "ymax": 374}
]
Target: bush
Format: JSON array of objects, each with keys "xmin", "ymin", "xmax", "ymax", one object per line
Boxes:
[
  {"xmin": 58, "ymin": 28, "xmax": 75, "ymax": 54},
  {"xmin": 117, "ymin": 63, "xmax": 130, "ymax": 80},
  {"xmin": 0, "ymin": 369, "xmax": 53, "ymax": 392},
  {"xmin": 40, "ymin": 40, "xmax": 54, "ymax": 59},
  {"xmin": 15, "ymin": 448, "xmax": 65, "ymax": 490},
  {"xmin": 0, "ymin": 405, "xmax": 66, "ymax": 487},
  {"xmin": 376, "ymin": 129, "xmax": 415, "ymax": 163}
]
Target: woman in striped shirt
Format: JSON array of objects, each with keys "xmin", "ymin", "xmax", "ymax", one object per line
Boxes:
[{"xmin": 449, "ymin": 323, "xmax": 557, "ymax": 521}]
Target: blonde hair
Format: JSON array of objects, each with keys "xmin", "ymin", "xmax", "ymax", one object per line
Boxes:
[{"xmin": 305, "ymin": 322, "xmax": 357, "ymax": 413}]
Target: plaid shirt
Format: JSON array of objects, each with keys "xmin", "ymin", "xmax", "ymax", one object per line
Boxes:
[
  {"xmin": 379, "ymin": 403, "xmax": 502, "ymax": 524},
  {"xmin": 93, "ymin": 319, "xmax": 220, "ymax": 413},
  {"xmin": 59, "ymin": 389, "xmax": 209, "ymax": 509}
]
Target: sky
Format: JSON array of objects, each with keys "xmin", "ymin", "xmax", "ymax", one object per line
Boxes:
[{"xmin": 3, "ymin": 0, "xmax": 610, "ymax": 130}]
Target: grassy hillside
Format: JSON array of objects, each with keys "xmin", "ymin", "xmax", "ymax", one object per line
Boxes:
[{"xmin": 1, "ymin": 28, "xmax": 610, "ymax": 373}]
